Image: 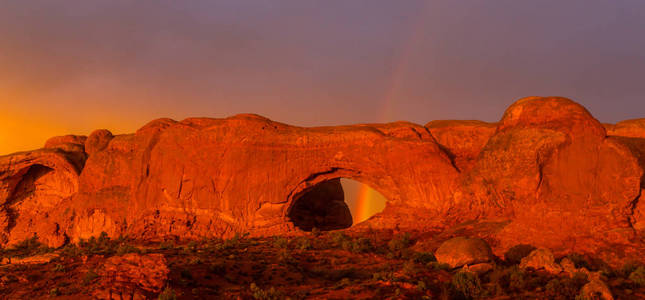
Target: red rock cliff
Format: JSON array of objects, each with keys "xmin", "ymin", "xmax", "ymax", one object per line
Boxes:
[{"xmin": 1, "ymin": 97, "xmax": 644, "ymax": 262}]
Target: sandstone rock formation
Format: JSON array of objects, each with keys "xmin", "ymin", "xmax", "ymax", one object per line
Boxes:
[
  {"xmin": 519, "ymin": 248, "xmax": 562, "ymax": 274},
  {"xmin": 434, "ymin": 237, "xmax": 493, "ymax": 269},
  {"xmin": 95, "ymin": 253, "xmax": 169, "ymax": 299},
  {"xmin": 1, "ymin": 96, "xmax": 644, "ymax": 265}
]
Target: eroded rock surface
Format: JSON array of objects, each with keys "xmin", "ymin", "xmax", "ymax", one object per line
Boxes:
[
  {"xmin": 95, "ymin": 253, "xmax": 169, "ymax": 299},
  {"xmin": 435, "ymin": 237, "xmax": 493, "ymax": 268},
  {"xmin": 0, "ymin": 96, "xmax": 644, "ymax": 265}
]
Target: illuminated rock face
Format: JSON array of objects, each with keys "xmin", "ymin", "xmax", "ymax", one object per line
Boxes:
[{"xmin": 0, "ymin": 97, "xmax": 644, "ymax": 263}]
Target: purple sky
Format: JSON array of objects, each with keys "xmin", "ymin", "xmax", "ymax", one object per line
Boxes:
[{"xmin": 2, "ymin": 1, "xmax": 645, "ymax": 155}]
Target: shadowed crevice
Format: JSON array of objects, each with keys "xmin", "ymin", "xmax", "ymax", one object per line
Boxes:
[{"xmin": 287, "ymin": 178, "xmax": 352, "ymax": 231}]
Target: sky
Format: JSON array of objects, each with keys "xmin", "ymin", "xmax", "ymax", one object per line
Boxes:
[{"xmin": 2, "ymin": 1, "xmax": 645, "ymax": 155}]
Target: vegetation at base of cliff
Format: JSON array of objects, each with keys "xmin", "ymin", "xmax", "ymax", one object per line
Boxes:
[
  {"xmin": 59, "ymin": 232, "xmax": 141, "ymax": 257},
  {"xmin": 0, "ymin": 236, "xmax": 53, "ymax": 259},
  {"xmin": 0, "ymin": 230, "xmax": 644, "ymax": 299}
]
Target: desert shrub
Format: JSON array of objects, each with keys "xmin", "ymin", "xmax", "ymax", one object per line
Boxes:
[
  {"xmin": 417, "ymin": 280, "xmax": 428, "ymax": 291},
  {"xmin": 629, "ymin": 266, "xmax": 645, "ymax": 287},
  {"xmin": 52, "ymin": 263, "xmax": 65, "ymax": 272},
  {"xmin": 158, "ymin": 240, "xmax": 176, "ymax": 250},
  {"xmin": 82, "ymin": 269, "xmax": 99, "ymax": 285},
  {"xmin": 208, "ymin": 261, "xmax": 227, "ymax": 275},
  {"xmin": 412, "ymin": 252, "xmax": 436, "ymax": 264},
  {"xmin": 486, "ymin": 266, "xmax": 507, "ymax": 296},
  {"xmin": 115, "ymin": 244, "xmax": 140, "ymax": 256},
  {"xmin": 295, "ymin": 237, "xmax": 312, "ymax": 250},
  {"xmin": 565, "ymin": 253, "xmax": 592, "ymax": 270},
  {"xmin": 486, "ymin": 265, "xmax": 546, "ymax": 294},
  {"xmin": 186, "ymin": 241, "xmax": 198, "ymax": 252},
  {"xmin": 504, "ymin": 244, "xmax": 536, "ymax": 264},
  {"xmin": 272, "ymin": 237, "xmax": 288, "ymax": 249},
  {"xmin": 372, "ymin": 271, "xmax": 396, "ymax": 282},
  {"xmin": 331, "ymin": 231, "xmax": 349, "ymax": 245},
  {"xmin": 216, "ymin": 232, "xmax": 249, "ymax": 250},
  {"xmin": 250, "ymin": 283, "xmax": 285, "ymax": 300},
  {"xmin": 388, "ymin": 233, "xmax": 412, "ymax": 252},
  {"xmin": 545, "ymin": 273, "xmax": 588, "ymax": 300},
  {"xmin": 158, "ymin": 287, "xmax": 177, "ymax": 300},
  {"xmin": 451, "ymin": 271, "xmax": 482, "ymax": 299},
  {"xmin": 311, "ymin": 227, "xmax": 321, "ymax": 237},
  {"xmin": 180, "ymin": 268, "xmax": 194, "ymax": 281},
  {"xmin": 1, "ymin": 236, "xmax": 52, "ymax": 258},
  {"xmin": 277, "ymin": 249, "xmax": 296, "ymax": 266},
  {"xmin": 333, "ymin": 278, "xmax": 352, "ymax": 290},
  {"xmin": 427, "ymin": 261, "xmax": 452, "ymax": 271},
  {"xmin": 620, "ymin": 260, "xmax": 644, "ymax": 278},
  {"xmin": 60, "ymin": 243, "xmax": 82, "ymax": 257},
  {"xmin": 341, "ymin": 237, "xmax": 374, "ymax": 253},
  {"xmin": 49, "ymin": 287, "xmax": 60, "ymax": 296},
  {"xmin": 507, "ymin": 266, "xmax": 527, "ymax": 291},
  {"xmin": 403, "ymin": 261, "xmax": 420, "ymax": 276}
]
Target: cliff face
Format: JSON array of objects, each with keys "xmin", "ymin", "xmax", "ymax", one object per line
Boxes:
[{"xmin": 1, "ymin": 97, "xmax": 644, "ymax": 261}]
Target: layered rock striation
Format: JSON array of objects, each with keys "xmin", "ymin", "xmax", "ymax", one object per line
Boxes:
[{"xmin": 1, "ymin": 97, "xmax": 644, "ymax": 263}]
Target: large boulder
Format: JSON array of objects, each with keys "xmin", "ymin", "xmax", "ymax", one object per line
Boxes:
[
  {"xmin": 95, "ymin": 253, "xmax": 169, "ymax": 299},
  {"xmin": 434, "ymin": 237, "xmax": 493, "ymax": 268},
  {"xmin": 519, "ymin": 248, "xmax": 562, "ymax": 274}
]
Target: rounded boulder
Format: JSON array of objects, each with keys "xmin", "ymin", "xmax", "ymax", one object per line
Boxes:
[{"xmin": 435, "ymin": 237, "xmax": 494, "ymax": 268}]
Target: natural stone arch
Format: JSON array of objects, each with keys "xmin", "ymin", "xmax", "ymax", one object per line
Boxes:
[
  {"xmin": 284, "ymin": 167, "xmax": 398, "ymax": 231},
  {"xmin": 0, "ymin": 149, "xmax": 81, "ymax": 246}
]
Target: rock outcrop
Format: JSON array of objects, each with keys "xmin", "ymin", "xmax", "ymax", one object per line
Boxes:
[
  {"xmin": 434, "ymin": 237, "xmax": 493, "ymax": 268},
  {"xmin": 95, "ymin": 253, "xmax": 169, "ymax": 299},
  {"xmin": 1, "ymin": 96, "xmax": 644, "ymax": 265}
]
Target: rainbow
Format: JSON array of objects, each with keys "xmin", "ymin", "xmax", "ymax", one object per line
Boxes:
[
  {"xmin": 353, "ymin": 183, "xmax": 386, "ymax": 224},
  {"xmin": 351, "ymin": 3, "xmax": 431, "ymax": 224}
]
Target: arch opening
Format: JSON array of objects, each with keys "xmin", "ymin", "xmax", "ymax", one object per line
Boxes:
[{"xmin": 287, "ymin": 178, "xmax": 387, "ymax": 231}]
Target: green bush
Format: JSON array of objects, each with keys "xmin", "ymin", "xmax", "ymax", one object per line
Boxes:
[
  {"xmin": 310, "ymin": 227, "xmax": 321, "ymax": 237},
  {"xmin": 621, "ymin": 260, "xmax": 644, "ymax": 278},
  {"xmin": 82, "ymin": 269, "xmax": 99, "ymax": 285},
  {"xmin": 52, "ymin": 264, "xmax": 65, "ymax": 272},
  {"xmin": 333, "ymin": 278, "xmax": 352, "ymax": 290},
  {"xmin": 427, "ymin": 261, "xmax": 452, "ymax": 271},
  {"xmin": 629, "ymin": 266, "xmax": 645, "ymax": 287},
  {"xmin": 1, "ymin": 236, "xmax": 52, "ymax": 258},
  {"xmin": 341, "ymin": 237, "xmax": 374, "ymax": 253},
  {"xmin": 451, "ymin": 271, "xmax": 482, "ymax": 299},
  {"xmin": 250, "ymin": 283, "xmax": 285, "ymax": 300},
  {"xmin": 372, "ymin": 271, "xmax": 396, "ymax": 282},
  {"xmin": 158, "ymin": 287, "xmax": 177, "ymax": 300},
  {"xmin": 296, "ymin": 237, "xmax": 312, "ymax": 250},
  {"xmin": 412, "ymin": 252, "xmax": 436, "ymax": 264},
  {"xmin": 388, "ymin": 233, "xmax": 412, "ymax": 252},
  {"xmin": 331, "ymin": 231, "xmax": 349, "ymax": 245},
  {"xmin": 503, "ymin": 244, "xmax": 536, "ymax": 264},
  {"xmin": 402, "ymin": 261, "xmax": 419, "ymax": 276},
  {"xmin": 565, "ymin": 253, "xmax": 592, "ymax": 270},
  {"xmin": 158, "ymin": 240, "xmax": 176, "ymax": 250},
  {"xmin": 508, "ymin": 266, "xmax": 527, "ymax": 291},
  {"xmin": 545, "ymin": 273, "xmax": 588, "ymax": 300},
  {"xmin": 273, "ymin": 237, "xmax": 288, "ymax": 249}
]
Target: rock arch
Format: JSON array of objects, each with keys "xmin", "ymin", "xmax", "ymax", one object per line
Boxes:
[{"xmin": 0, "ymin": 149, "xmax": 81, "ymax": 246}]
